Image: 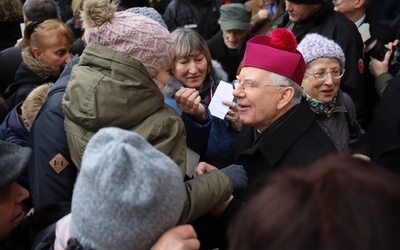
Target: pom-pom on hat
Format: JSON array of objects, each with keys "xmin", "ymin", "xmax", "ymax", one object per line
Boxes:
[
  {"xmin": 297, "ymin": 33, "xmax": 346, "ymax": 67},
  {"xmin": 70, "ymin": 127, "xmax": 186, "ymax": 250},
  {"xmin": 81, "ymin": 0, "xmax": 175, "ymax": 77},
  {"xmin": 242, "ymin": 28, "xmax": 306, "ymax": 85}
]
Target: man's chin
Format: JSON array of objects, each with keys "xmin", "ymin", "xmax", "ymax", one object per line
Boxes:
[{"xmin": 227, "ymin": 44, "xmax": 241, "ymax": 50}]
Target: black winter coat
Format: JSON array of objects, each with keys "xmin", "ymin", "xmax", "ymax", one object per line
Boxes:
[
  {"xmin": 4, "ymin": 50, "xmax": 59, "ymax": 110},
  {"xmin": 0, "ymin": 46, "xmax": 22, "ymax": 95},
  {"xmin": 163, "ymin": 0, "xmax": 221, "ymax": 40},
  {"xmin": 194, "ymin": 100, "xmax": 337, "ymax": 250},
  {"xmin": 212, "ymin": 99, "xmax": 338, "ymax": 200},
  {"xmin": 357, "ymin": 73, "xmax": 400, "ymax": 174}
]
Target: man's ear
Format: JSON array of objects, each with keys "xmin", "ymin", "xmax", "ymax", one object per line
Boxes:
[
  {"xmin": 277, "ymin": 87, "xmax": 294, "ymax": 110},
  {"xmin": 354, "ymin": 0, "xmax": 365, "ymax": 9}
]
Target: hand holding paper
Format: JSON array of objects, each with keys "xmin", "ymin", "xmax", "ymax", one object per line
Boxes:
[{"xmin": 209, "ymin": 81, "xmax": 234, "ymax": 119}]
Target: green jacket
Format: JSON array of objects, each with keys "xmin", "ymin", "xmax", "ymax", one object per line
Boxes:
[{"xmin": 62, "ymin": 44, "xmax": 232, "ymax": 223}]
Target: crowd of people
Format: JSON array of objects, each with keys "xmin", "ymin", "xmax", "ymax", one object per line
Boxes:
[{"xmin": 0, "ymin": 0, "xmax": 400, "ymax": 249}]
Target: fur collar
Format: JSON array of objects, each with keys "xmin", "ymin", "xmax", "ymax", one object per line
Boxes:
[
  {"xmin": 165, "ymin": 60, "xmax": 228, "ymax": 98},
  {"xmin": 22, "ymin": 48, "xmax": 60, "ymax": 79}
]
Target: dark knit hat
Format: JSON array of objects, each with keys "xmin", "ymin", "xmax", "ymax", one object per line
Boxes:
[
  {"xmin": 242, "ymin": 28, "xmax": 306, "ymax": 85},
  {"xmin": 287, "ymin": 0, "xmax": 322, "ymax": 4},
  {"xmin": 70, "ymin": 127, "xmax": 185, "ymax": 250},
  {"xmin": 0, "ymin": 141, "xmax": 32, "ymax": 189}
]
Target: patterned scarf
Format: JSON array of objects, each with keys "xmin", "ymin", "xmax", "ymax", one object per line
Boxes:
[{"xmin": 303, "ymin": 90, "xmax": 337, "ymax": 117}]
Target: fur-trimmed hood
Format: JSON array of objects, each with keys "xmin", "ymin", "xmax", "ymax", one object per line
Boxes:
[
  {"xmin": 165, "ymin": 60, "xmax": 228, "ymax": 98},
  {"xmin": 21, "ymin": 48, "xmax": 60, "ymax": 79}
]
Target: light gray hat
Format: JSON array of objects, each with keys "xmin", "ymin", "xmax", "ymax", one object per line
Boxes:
[
  {"xmin": 297, "ymin": 33, "xmax": 346, "ymax": 67},
  {"xmin": 70, "ymin": 127, "xmax": 186, "ymax": 250},
  {"xmin": 125, "ymin": 6, "xmax": 167, "ymax": 29},
  {"xmin": 0, "ymin": 141, "xmax": 32, "ymax": 189}
]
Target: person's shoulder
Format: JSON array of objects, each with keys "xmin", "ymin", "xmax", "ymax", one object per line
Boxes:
[{"xmin": 330, "ymin": 11, "xmax": 359, "ymax": 30}]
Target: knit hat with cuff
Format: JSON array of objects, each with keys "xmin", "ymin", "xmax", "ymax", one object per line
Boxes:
[
  {"xmin": 70, "ymin": 127, "xmax": 186, "ymax": 250},
  {"xmin": 297, "ymin": 33, "xmax": 346, "ymax": 67},
  {"xmin": 81, "ymin": 0, "xmax": 175, "ymax": 77}
]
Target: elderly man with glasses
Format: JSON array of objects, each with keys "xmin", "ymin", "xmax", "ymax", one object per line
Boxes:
[{"xmin": 192, "ymin": 28, "xmax": 337, "ymax": 250}]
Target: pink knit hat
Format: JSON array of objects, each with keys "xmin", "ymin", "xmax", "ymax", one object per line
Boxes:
[
  {"xmin": 242, "ymin": 28, "xmax": 305, "ymax": 85},
  {"xmin": 82, "ymin": 0, "xmax": 175, "ymax": 77}
]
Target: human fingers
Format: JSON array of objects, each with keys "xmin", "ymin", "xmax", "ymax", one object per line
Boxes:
[
  {"xmin": 175, "ymin": 88, "xmax": 197, "ymax": 106},
  {"xmin": 194, "ymin": 162, "xmax": 217, "ymax": 176}
]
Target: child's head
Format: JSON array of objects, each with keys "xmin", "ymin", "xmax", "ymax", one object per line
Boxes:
[{"xmin": 21, "ymin": 83, "xmax": 54, "ymax": 128}]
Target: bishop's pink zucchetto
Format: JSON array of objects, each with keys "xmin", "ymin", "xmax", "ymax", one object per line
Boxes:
[{"xmin": 242, "ymin": 28, "xmax": 306, "ymax": 85}]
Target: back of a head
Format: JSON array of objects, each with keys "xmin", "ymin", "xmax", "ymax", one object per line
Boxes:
[
  {"xmin": 23, "ymin": 0, "xmax": 59, "ymax": 22},
  {"xmin": 21, "ymin": 18, "xmax": 74, "ymax": 52},
  {"xmin": 21, "ymin": 82, "xmax": 54, "ymax": 127},
  {"xmin": 0, "ymin": 0, "xmax": 23, "ymax": 22},
  {"xmin": 228, "ymin": 154, "xmax": 400, "ymax": 250},
  {"xmin": 70, "ymin": 127, "xmax": 186, "ymax": 250}
]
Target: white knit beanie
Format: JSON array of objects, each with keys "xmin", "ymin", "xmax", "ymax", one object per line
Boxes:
[
  {"xmin": 70, "ymin": 127, "xmax": 185, "ymax": 250},
  {"xmin": 81, "ymin": 0, "xmax": 175, "ymax": 77},
  {"xmin": 297, "ymin": 33, "xmax": 346, "ymax": 67}
]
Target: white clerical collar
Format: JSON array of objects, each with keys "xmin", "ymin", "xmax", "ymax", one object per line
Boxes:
[{"xmin": 355, "ymin": 14, "xmax": 366, "ymax": 27}]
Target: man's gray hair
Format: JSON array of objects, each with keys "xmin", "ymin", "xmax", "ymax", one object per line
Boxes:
[
  {"xmin": 23, "ymin": 0, "xmax": 59, "ymax": 21},
  {"xmin": 270, "ymin": 72, "xmax": 303, "ymax": 105}
]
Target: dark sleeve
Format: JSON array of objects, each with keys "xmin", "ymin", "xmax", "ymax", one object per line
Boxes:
[
  {"xmin": 208, "ymin": 127, "xmax": 241, "ymax": 168},
  {"xmin": 181, "ymin": 107, "xmax": 213, "ymax": 157}
]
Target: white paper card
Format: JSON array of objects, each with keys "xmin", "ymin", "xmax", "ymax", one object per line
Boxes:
[
  {"xmin": 209, "ymin": 81, "xmax": 234, "ymax": 119},
  {"xmin": 358, "ymin": 23, "xmax": 371, "ymax": 43}
]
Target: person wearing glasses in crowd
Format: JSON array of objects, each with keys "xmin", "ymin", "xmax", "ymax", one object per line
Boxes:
[
  {"xmin": 193, "ymin": 28, "xmax": 337, "ymax": 250},
  {"xmin": 297, "ymin": 33, "xmax": 363, "ymax": 153}
]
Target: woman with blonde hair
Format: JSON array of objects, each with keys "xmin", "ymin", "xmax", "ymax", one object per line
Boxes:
[{"xmin": 4, "ymin": 19, "xmax": 73, "ymax": 110}]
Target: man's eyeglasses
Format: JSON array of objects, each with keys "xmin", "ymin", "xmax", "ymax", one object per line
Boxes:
[
  {"xmin": 305, "ymin": 68, "xmax": 345, "ymax": 81},
  {"xmin": 232, "ymin": 79, "xmax": 286, "ymax": 90}
]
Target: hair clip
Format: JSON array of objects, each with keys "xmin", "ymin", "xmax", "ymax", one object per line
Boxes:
[{"xmin": 27, "ymin": 21, "xmax": 43, "ymax": 37}]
